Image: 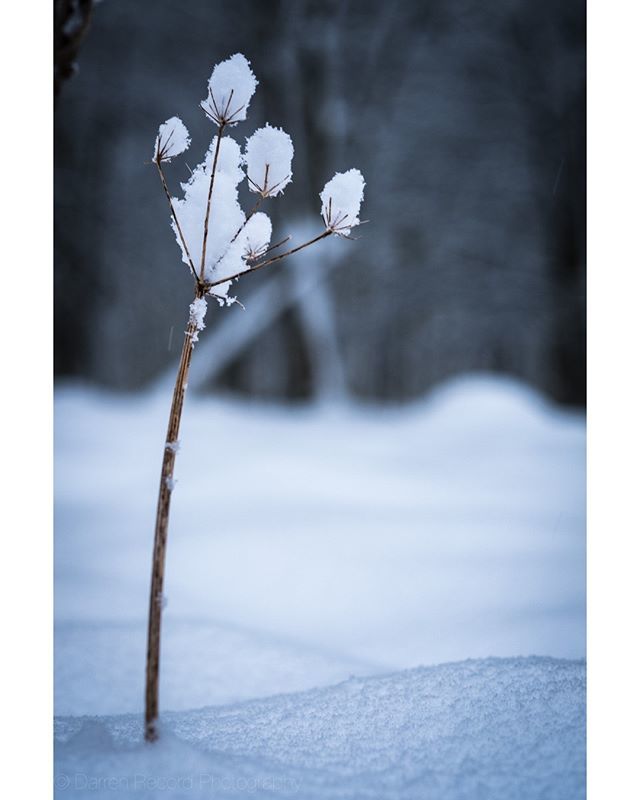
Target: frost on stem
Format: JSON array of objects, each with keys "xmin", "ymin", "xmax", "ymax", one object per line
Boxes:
[
  {"xmin": 154, "ymin": 117, "xmax": 191, "ymax": 163},
  {"xmin": 245, "ymin": 125, "xmax": 294, "ymax": 197},
  {"xmin": 201, "ymin": 53, "xmax": 258, "ymax": 126},
  {"xmin": 321, "ymin": 169, "xmax": 366, "ymax": 236},
  {"xmin": 188, "ymin": 296, "xmax": 208, "ymax": 344}
]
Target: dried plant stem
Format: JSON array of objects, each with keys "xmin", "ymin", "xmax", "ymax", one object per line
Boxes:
[
  {"xmin": 155, "ymin": 159, "xmax": 198, "ymax": 283},
  {"xmin": 208, "ymin": 229, "xmax": 332, "ymax": 288},
  {"xmin": 145, "ymin": 223, "xmax": 335, "ymax": 742},
  {"xmin": 145, "ymin": 287, "xmax": 203, "ymax": 742},
  {"xmin": 200, "ymin": 123, "xmax": 226, "ymax": 281}
]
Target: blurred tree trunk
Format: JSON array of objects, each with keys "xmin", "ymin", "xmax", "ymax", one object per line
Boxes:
[
  {"xmin": 54, "ymin": 0, "xmax": 93, "ymax": 99},
  {"xmin": 53, "ymin": 0, "xmax": 586, "ymax": 407}
]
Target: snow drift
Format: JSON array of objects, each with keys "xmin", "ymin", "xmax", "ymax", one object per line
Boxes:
[{"xmin": 55, "ymin": 657, "xmax": 585, "ymax": 799}]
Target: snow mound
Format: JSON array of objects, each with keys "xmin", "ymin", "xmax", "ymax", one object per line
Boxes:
[
  {"xmin": 55, "ymin": 376, "xmax": 585, "ymax": 716},
  {"xmin": 55, "ymin": 657, "xmax": 585, "ymax": 799},
  {"xmin": 55, "ymin": 618, "xmax": 376, "ymax": 717}
]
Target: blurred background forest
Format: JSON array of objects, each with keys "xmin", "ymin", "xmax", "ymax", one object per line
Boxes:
[{"xmin": 54, "ymin": 0, "xmax": 585, "ymax": 406}]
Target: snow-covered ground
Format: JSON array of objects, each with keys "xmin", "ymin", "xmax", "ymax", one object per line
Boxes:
[
  {"xmin": 54, "ymin": 374, "xmax": 585, "ymax": 797},
  {"xmin": 55, "ymin": 657, "xmax": 585, "ymax": 799}
]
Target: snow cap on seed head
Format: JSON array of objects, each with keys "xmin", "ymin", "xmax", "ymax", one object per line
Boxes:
[
  {"xmin": 245, "ymin": 124, "xmax": 294, "ymax": 197},
  {"xmin": 201, "ymin": 53, "xmax": 258, "ymax": 126},
  {"xmin": 154, "ymin": 117, "xmax": 191, "ymax": 162},
  {"xmin": 243, "ymin": 212, "xmax": 273, "ymax": 259},
  {"xmin": 320, "ymin": 169, "xmax": 365, "ymax": 236}
]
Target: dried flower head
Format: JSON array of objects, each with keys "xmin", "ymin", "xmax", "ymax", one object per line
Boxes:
[
  {"xmin": 201, "ymin": 53, "xmax": 258, "ymax": 126},
  {"xmin": 154, "ymin": 117, "xmax": 191, "ymax": 163},
  {"xmin": 245, "ymin": 125, "xmax": 294, "ymax": 197},
  {"xmin": 321, "ymin": 169, "xmax": 366, "ymax": 236},
  {"xmin": 242, "ymin": 212, "xmax": 273, "ymax": 260}
]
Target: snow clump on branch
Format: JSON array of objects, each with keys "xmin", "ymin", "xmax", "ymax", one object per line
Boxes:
[
  {"xmin": 321, "ymin": 169, "xmax": 366, "ymax": 236},
  {"xmin": 154, "ymin": 117, "xmax": 191, "ymax": 163},
  {"xmin": 171, "ymin": 167, "xmax": 245, "ymax": 290},
  {"xmin": 188, "ymin": 297, "xmax": 208, "ymax": 343},
  {"xmin": 153, "ymin": 52, "xmax": 365, "ymax": 308},
  {"xmin": 243, "ymin": 212, "xmax": 272, "ymax": 259},
  {"xmin": 201, "ymin": 53, "xmax": 258, "ymax": 126},
  {"xmin": 245, "ymin": 125, "xmax": 294, "ymax": 197}
]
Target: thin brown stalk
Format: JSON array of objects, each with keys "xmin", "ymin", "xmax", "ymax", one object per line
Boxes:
[
  {"xmin": 200, "ymin": 122, "xmax": 226, "ymax": 281},
  {"xmin": 145, "ymin": 287, "xmax": 204, "ymax": 742},
  {"xmin": 208, "ymin": 229, "xmax": 332, "ymax": 288},
  {"xmin": 260, "ymin": 234, "xmax": 292, "ymax": 257},
  {"xmin": 155, "ymin": 159, "xmax": 198, "ymax": 283}
]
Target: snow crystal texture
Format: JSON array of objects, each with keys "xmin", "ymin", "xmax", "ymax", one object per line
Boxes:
[
  {"xmin": 245, "ymin": 125, "xmax": 294, "ymax": 196},
  {"xmin": 201, "ymin": 135, "xmax": 245, "ymax": 187},
  {"xmin": 321, "ymin": 169, "xmax": 365, "ymax": 234},
  {"xmin": 154, "ymin": 117, "xmax": 190, "ymax": 162},
  {"xmin": 54, "ymin": 657, "xmax": 585, "ymax": 799},
  {"xmin": 55, "ymin": 376, "xmax": 585, "ymax": 717},
  {"xmin": 171, "ymin": 167, "xmax": 246, "ymax": 287},
  {"xmin": 202, "ymin": 53, "xmax": 257, "ymax": 126},
  {"xmin": 243, "ymin": 211, "xmax": 272, "ymax": 258},
  {"xmin": 188, "ymin": 297, "xmax": 207, "ymax": 334}
]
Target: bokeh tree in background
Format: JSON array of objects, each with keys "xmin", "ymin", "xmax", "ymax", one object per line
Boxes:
[{"xmin": 54, "ymin": 0, "xmax": 585, "ymax": 405}]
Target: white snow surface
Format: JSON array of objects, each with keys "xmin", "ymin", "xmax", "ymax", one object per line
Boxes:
[
  {"xmin": 154, "ymin": 117, "xmax": 190, "ymax": 162},
  {"xmin": 202, "ymin": 53, "xmax": 257, "ymax": 126},
  {"xmin": 245, "ymin": 125, "xmax": 294, "ymax": 196},
  {"xmin": 321, "ymin": 169, "xmax": 365, "ymax": 234},
  {"xmin": 55, "ymin": 375, "xmax": 585, "ymax": 796},
  {"xmin": 55, "ymin": 657, "xmax": 585, "ymax": 799}
]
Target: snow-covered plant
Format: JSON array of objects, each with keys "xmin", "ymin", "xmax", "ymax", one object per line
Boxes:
[{"xmin": 145, "ymin": 53, "xmax": 365, "ymax": 742}]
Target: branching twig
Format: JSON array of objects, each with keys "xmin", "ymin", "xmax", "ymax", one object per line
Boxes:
[
  {"xmin": 260, "ymin": 234, "xmax": 292, "ymax": 258},
  {"xmin": 207, "ymin": 229, "xmax": 333, "ymax": 288},
  {"xmin": 154, "ymin": 158, "xmax": 198, "ymax": 283},
  {"xmin": 212, "ymin": 195, "xmax": 266, "ymax": 270},
  {"xmin": 200, "ymin": 119, "xmax": 226, "ymax": 281}
]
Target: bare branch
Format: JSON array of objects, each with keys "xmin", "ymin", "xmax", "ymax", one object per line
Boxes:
[
  {"xmin": 259, "ymin": 234, "xmax": 292, "ymax": 258},
  {"xmin": 154, "ymin": 159, "xmax": 198, "ymax": 283},
  {"xmin": 199, "ymin": 122, "xmax": 226, "ymax": 281},
  {"xmin": 146, "ymin": 285, "xmax": 205, "ymax": 741},
  {"xmin": 207, "ymin": 229, "xmax": 333, "ymax": 288}
]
